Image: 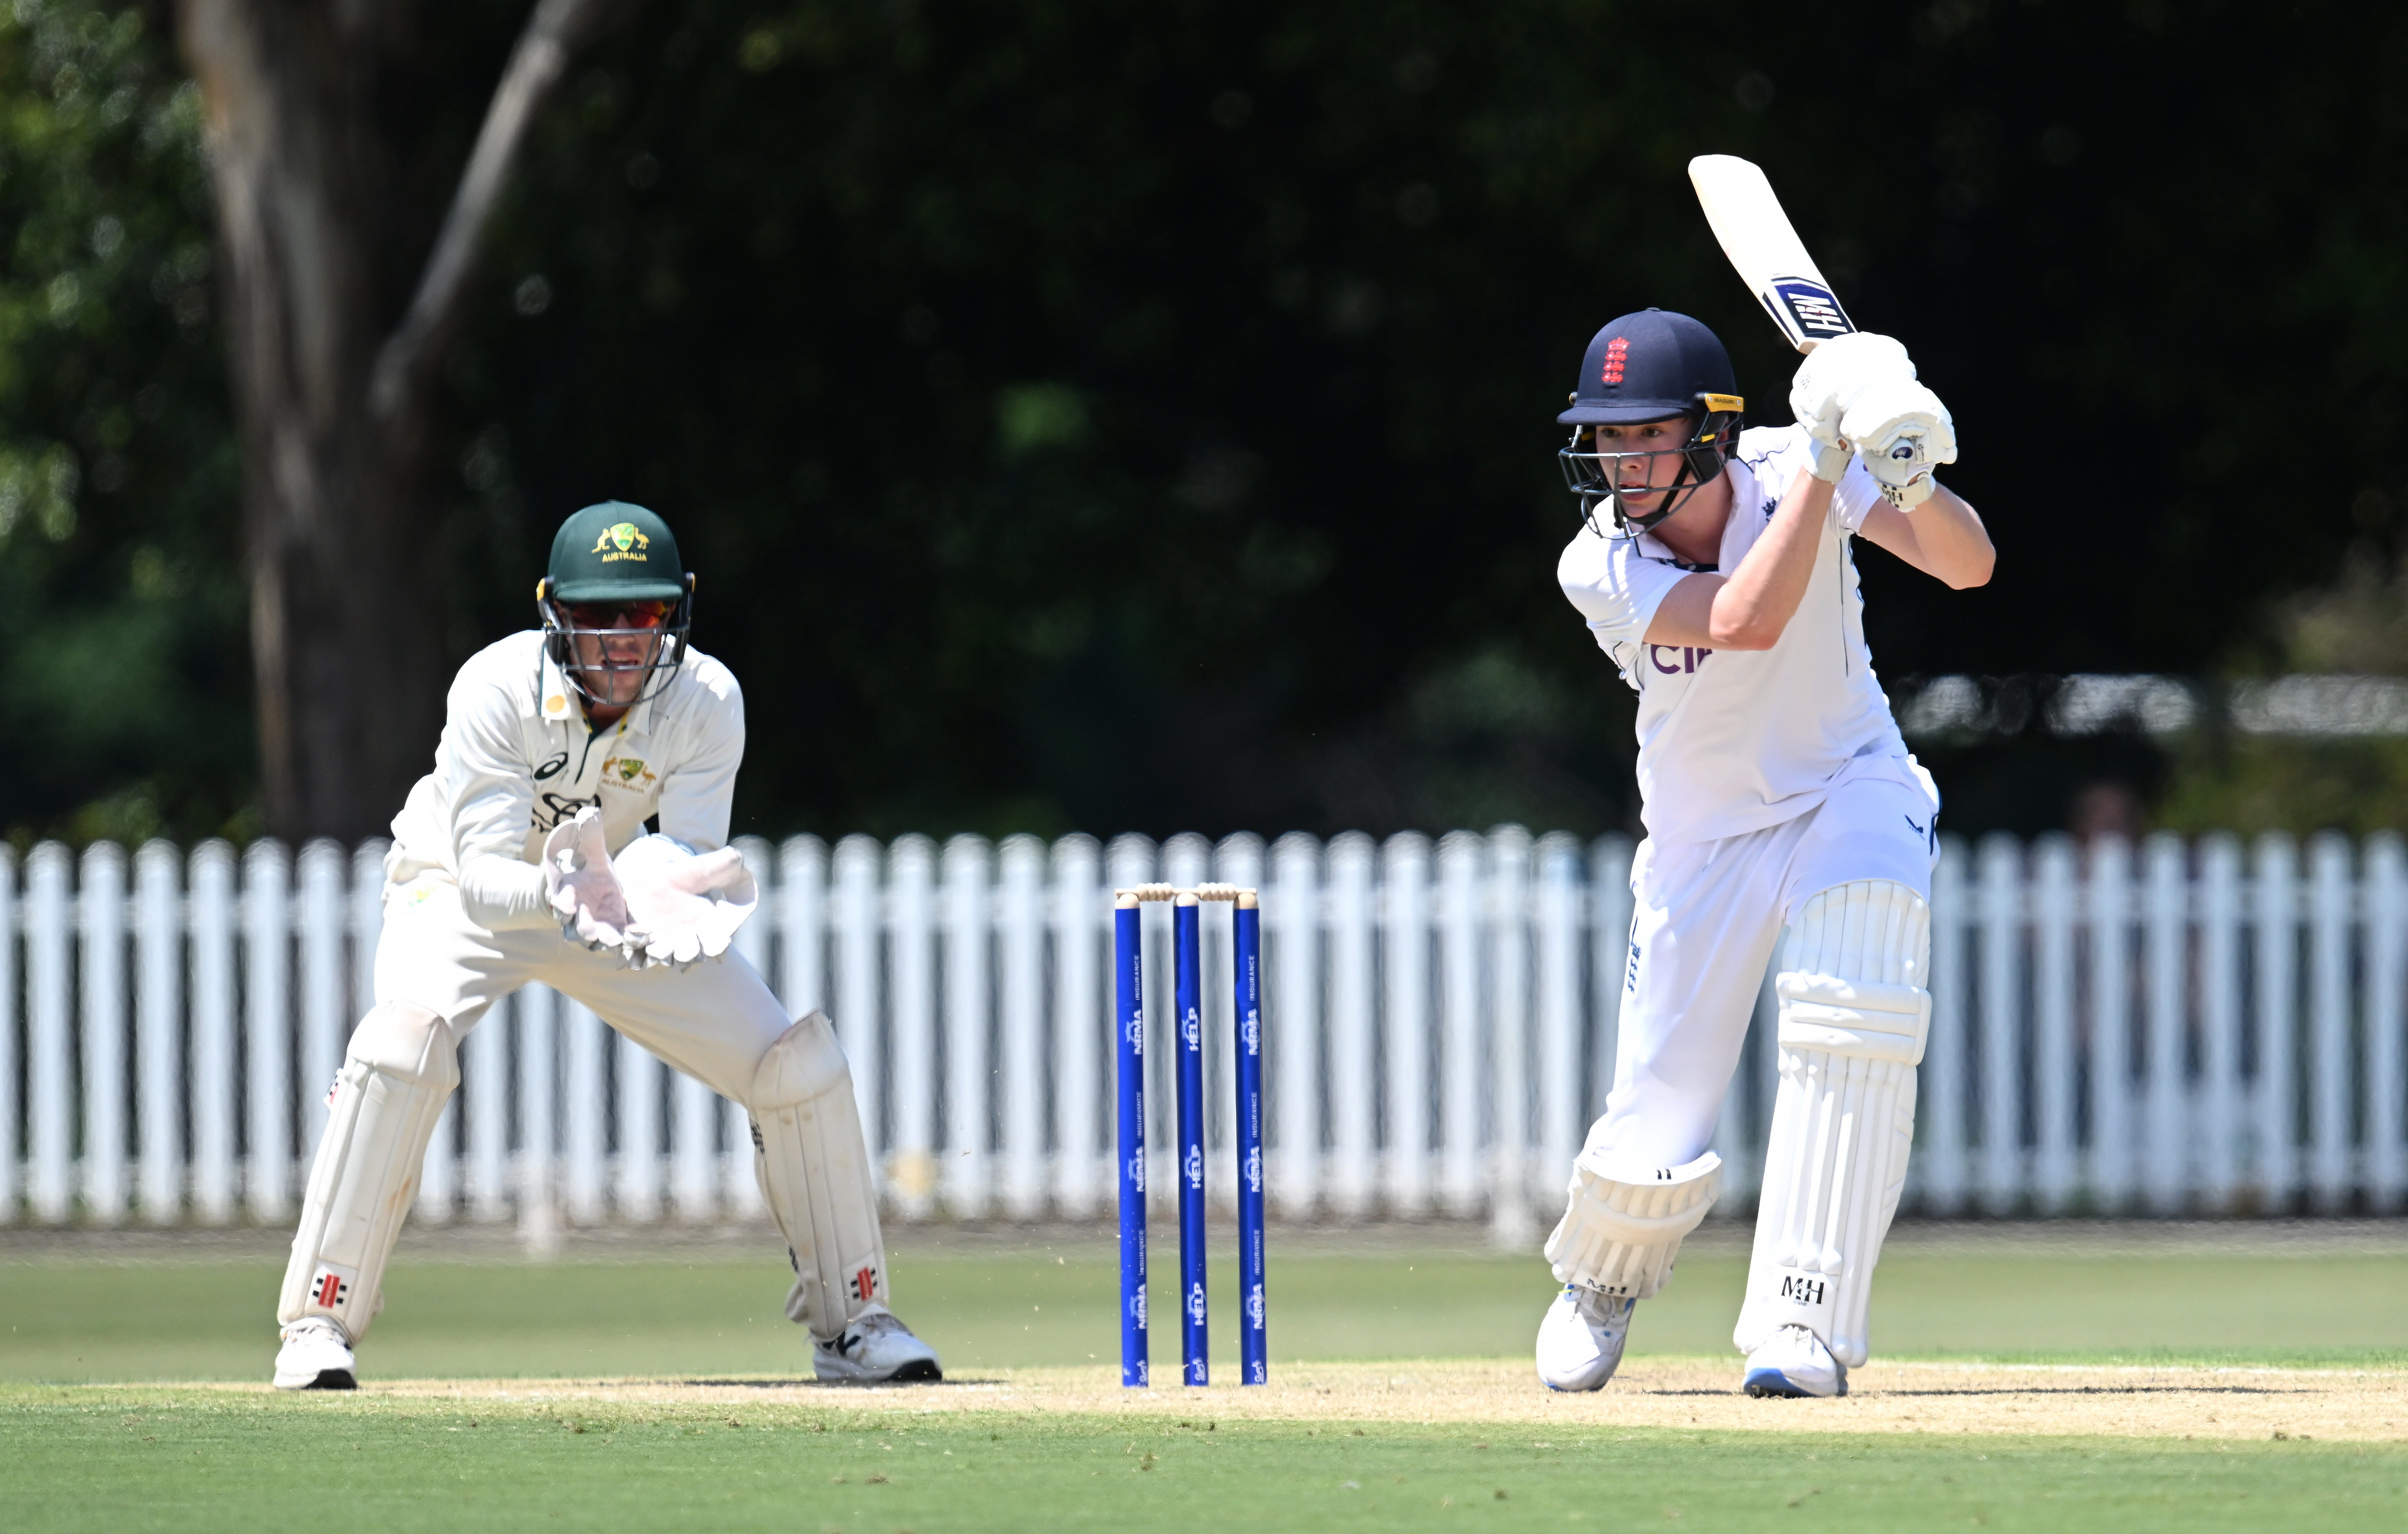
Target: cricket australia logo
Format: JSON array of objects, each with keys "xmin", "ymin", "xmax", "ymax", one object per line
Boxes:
[{"xmin": 591, "ymin": 521, "xmax": 652, "ymax": 562}]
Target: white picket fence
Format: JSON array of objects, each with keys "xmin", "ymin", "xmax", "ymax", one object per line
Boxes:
[{"xmin": 0, "ymin": 827, "xmax": 2402, "ymax": 1233}]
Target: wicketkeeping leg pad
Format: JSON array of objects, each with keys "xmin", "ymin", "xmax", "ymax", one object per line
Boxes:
[
  {"xmin": 748, "ymin": 1010, "xmax": 891, "ymax": 1340},
  {"xmin": 1736, "ymin": 880, "xmax": 1931, "ymax": 1368},
  {"xmin": 1544, "ymin": 1148, "xmax": 1723, "ymax": 1300},
  {"xmin": 277, "ymin": 1003, "xmax": 460, "ymax": 1341}
]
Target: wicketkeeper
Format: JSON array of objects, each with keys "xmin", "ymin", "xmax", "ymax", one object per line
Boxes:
[
  {"xmin": 1537, "ymin": 310, "xmax": 1993, "ymax": 1397},
  {"xmin": 273, "ymin": 501, "xmax": 940, "ymax": 1389}
]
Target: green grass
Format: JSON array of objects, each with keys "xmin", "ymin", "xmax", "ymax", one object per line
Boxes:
[
  {"xmin": 3, "ymin": 1237, "xmax": 2404, "ymax": 1383},
  {"xmin": 8, "ymin": 1236, "xmax": 2408, "ymax": 1530},
  {"xmin": 5, "ymin": 1388, "xmax": 2405, "ymax": 1532}
]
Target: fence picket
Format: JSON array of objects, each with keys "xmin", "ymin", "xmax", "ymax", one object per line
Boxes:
[
  {"xmin": 2370, "ymin": 833, "xmax": 2407, "ymax": 1210},
  {"xmin": 30, "ymin": 845, "xmax": 72, "ymax": 1223},
  {"xmin": 0, "ymin": 848, "xmax": 14, "ymax": 1226},
  {"xmin": 189, "ymin": 843, "xmax": 236, "ymax": 1222},
  {"xmin": 2254, "ymin": 834, "xmax": 2299, "ymax": 1206},
  {"xmin": 1382, "ymin": 833, "xmax": 1432, "ymax": 1217},
  {"xmin": 2143, "ymin": 834, "xmax": 2188, "ymax": 1212},
  {"xmin": 1919, "ymin": 838, "xmax": 1968, "ymax": 1214},
  {"xmin": 80, "ymin": 842, "xmax": 128, "ymax": 1224},
  {"xmin": 2199, "ymin": 834, "xmax": 2244, "ymax": 1209},
  {"xmin": 135, "ymin": 841, "xmax": 182, "ymax": 1225},
  {"xmin": 2309, "ymin": 833, "xmax": 2354, "ymax": 1209},
  {"xmin": 2089, "ymin": 838, "xmax": 2134, "ymax": 1211},
  {"xmin": 1327, "ymin": 833, "xmax": 1377, "ymax": 1219},
  {"xmin": 1053, "ymin": 835, "xmax": 1105, "ymax": 1217}
]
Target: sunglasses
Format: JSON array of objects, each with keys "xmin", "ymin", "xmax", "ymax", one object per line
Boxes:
[{"xmin": 561, "ymin": 599, "xmax": 676, "ymax": 630}]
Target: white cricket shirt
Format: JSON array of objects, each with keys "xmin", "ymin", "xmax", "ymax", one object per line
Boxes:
[
  {"xmin": 1556, "ymin": 423, "xmax": 1926, "ymax": 846},
  {"xmin": 385, "ymin": 630, "xmax": 745, "ymax": 923}
]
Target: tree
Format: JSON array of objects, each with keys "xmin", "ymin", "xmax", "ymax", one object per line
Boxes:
[
  {"xmin": 172, "ymin": 0, "xmax": 620, "ymax": 839},
  {"xmin": 0, "ymin": 0, "xmax": 248, "ymax": 850}
]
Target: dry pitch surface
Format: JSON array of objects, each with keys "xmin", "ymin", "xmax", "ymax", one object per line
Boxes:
[{"xmin": 249, "ymin": 1358, "xmax": 2408, "ymax": 1442}]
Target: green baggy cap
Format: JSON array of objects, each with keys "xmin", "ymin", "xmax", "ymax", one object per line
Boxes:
[{"xmin": 547, "ymin": 502, "xmax": 686, "ymax": 601}]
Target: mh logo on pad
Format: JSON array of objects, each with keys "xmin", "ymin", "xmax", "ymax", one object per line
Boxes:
[
  {"xmin": 1779, "ymin": 1271, "xmax": 1828, "ymax": 1308},
  {"xmin": 1767, "ymin": 278, "xmax": 1852, "ymax": 340}
]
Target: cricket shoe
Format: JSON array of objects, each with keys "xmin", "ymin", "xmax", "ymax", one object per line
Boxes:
[
  {"xmin": 814, "ymin": 1306, "xmax": 943, "ymax": 1384},
  {"xmin": 1534, "ymin": 1284, "xmax": 1635, "ymax": 1392},
  {"xmin": 1742, "ymin": 1323, "xmax": 1847, "ymax": 1398},
  {"xmin": 273, "ymin": 1316, "xmax": 357, "ymax": 1391}
]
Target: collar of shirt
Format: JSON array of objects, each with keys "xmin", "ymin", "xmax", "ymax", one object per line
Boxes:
[{"xmin": 1631, "ymin": 458, "xmax": 1756, "ymax": 572}]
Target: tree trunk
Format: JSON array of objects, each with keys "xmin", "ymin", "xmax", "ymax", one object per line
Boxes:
[{"xmin": 176, "ymin": 0, "xmax": 611, "ymax": 841}]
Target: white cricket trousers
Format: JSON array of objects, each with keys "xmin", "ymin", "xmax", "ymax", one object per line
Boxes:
[
  {"xmin": 1587, "ymin": 766, "xmax": 1940, "ymax": 1170},
  {"xmin": 376, "ymin": 874, "xmax": 791, "ymax": 1099}
]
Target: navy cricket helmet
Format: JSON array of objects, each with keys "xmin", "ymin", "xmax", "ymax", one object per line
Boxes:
[{"xmin": 1558, "ymin": 309, "xmax": 1745, "ymax": 534}]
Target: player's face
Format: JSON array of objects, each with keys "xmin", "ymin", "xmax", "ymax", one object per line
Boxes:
[
  {"xmin": 1589, "ymin": 415, "xmax": 1691, "ymax": 512},
  {"xmin": 564, "ymin": 600, "xmax": 673, "ymax": 707}
]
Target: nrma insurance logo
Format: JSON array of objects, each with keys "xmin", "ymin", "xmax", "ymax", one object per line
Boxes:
[
  {"xmin": 1244, "ymin": 1146, "xmax": 1263, "ymax": 1194},
  {"xmin": 1126, "ymin": 1152, "xmax": 1146, "ymax": 1194}
]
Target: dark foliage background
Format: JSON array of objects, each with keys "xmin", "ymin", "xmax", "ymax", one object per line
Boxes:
[{"xmin": 10, "ymin": 0, "xmax": 2408, "ymax": 844}]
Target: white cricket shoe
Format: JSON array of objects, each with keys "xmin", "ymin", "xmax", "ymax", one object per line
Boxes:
[
  {"xmin": 1743, "ymin": 1323, "xmax": 1847, "ymax": 1398},
  {"xmin": 814, "ymin": 1306, "xmax": 942, "ymax": 1384},
  {"xmin": 1534, "ymin": 1284, "xmax": 1635, "ymax": 1392},
  {"xmin": 273, "ymin": 1316, "xmax": 357, "ymax": 1391}
]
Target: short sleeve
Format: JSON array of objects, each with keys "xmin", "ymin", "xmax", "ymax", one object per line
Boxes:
[
  {"xmin": 1832, "ymin": 454, "xmax": 1885, "ymax": 533},
  {"xmin": 654, "ymin": 661, "xmax": 744, "ymax": 852},
  {"xmin": 1557, "ymin": 526, "xmax": 1689, "ymax": 652}
]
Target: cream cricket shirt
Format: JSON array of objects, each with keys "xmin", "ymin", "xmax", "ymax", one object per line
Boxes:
[
  {"xmin": 385, "ymin": 630, "xmax": 745, "ymax": 927},
  {"xmin": 1556, "ymin": 423, "xmax": 1928, "ymax": 847}
]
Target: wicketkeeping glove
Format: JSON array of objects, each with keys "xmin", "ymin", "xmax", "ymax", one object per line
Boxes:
[
  {"xmin": 1841, "ymin": 376, "xmax": 1957, "ymax": 509},
  {"xmin": 543, "ymin": 807, "xmax": 647, "ymax": 962},
  {"xmin": 1790, "ymin": 331, "xmax": 1916, "ymax": 482},
  {"xmin": 613, "ymin": 834, "xmax": 759, "ymax": 969}
]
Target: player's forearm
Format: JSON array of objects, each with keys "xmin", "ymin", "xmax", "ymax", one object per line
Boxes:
[
  {"xmin": 1705, "ymin": 469, "xmax": 1830, "ymax": 650},
  {"xmin": 1908, "ymin": 485, "xmax": 1994, "ymax": 589},
  {"xmin": 458, "ymin": 853, "xmax": 556, "ymax": 930}
]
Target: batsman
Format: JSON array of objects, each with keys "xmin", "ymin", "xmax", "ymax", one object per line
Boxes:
[
  {"xmin": 1537, "ymin": 308, "xmax": 1993, "ymax": 1397},
  {"xmin": 272, "ymin": 501, "xmax": 941, "ymax": 1389}
]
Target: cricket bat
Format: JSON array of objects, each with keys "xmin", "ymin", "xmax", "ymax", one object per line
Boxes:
[{"xmin": 1687, "ymin": 155, "xmax": 1855, "ymax": 354}]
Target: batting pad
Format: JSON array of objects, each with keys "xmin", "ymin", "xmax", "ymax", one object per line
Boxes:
[
  {"xmin": 1736, "ymin": 880, "xmax": 1931, "ymax": 1368},
  {"xmin": 748, "ymin": 1010, "xmax": 890, "ymax": 1340},
  {"xmin": 1544, "ymin": 1148, "xmax": 1723, "ymax": 1300},
  {"xmin": 277, "ymin": 1003, "xmax": 459, "ymax": 1341}
]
